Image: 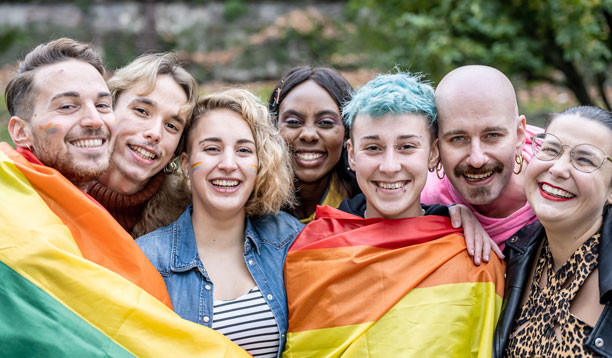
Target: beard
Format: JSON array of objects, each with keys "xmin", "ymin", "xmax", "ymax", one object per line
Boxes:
[
  {"xmin": 32, "ymin": 129, "xmax": 111, "ymax": 188},
  {"xmin": 453, "ymin": 160, "xmax": 506, "ymax": 203},
  {"xmin": 41, "ymin": 151, "xmax": 109, "ymax": 186}
]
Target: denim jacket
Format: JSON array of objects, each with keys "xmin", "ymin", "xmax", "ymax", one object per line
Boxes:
[{"xmin": 136, "ymin": 204, "xmax": 304, "ymax": 357}]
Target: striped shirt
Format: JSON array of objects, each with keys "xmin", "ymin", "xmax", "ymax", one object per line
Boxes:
[{"xmin": 212, "ymin": 286, "xmax": 280, "ymax": 358}]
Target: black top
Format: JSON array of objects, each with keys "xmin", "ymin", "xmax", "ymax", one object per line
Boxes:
[
  {"xmin": 337, "ymin": 193, "xmax": 450, "ymax": 218},
  {"xmin": 493, "ymin": 206, "xmax": 612, "ymax": 358}
]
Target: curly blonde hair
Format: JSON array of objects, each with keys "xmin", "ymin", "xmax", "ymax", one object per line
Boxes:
[{"xmin": 186, "ymin": 88, "xmax": 295, "ymax": 216}]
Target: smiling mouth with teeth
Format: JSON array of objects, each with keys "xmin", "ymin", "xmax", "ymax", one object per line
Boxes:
[
  {"xmin": 211, "ymin": 179, "xmax": 240, "ymax": 188},
  {"xmin": 464, "ymin": 171, "xmax": 494, "ymax": 182},
  {"xmin": 295, "ymin": 152, "xmax": 326, "ymax": 161},
  {"xmin": 71, "ymin": 138, "xmax": 104, "ymax": 148},
  {"xmin": 375, "ymin": 181, "xmax": 407, "ymax": 190},
  {"xmin": 540, "ymin": 183, "xmax": 575, "ymax": 199},
  {"xmin": 129, "ymin": 144, "xmax": 157, "ymax": 160}
]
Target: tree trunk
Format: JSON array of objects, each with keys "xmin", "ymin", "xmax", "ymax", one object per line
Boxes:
[
  {"xmin": 540, "ymin": 27, "xmax": 594, "ymax": 106},
  {"xmin": 138, "ymin": 0, "xmax": 159, "ymax": 53},
  {"xmin": 596, "ymin": 73, "xmax": 612, "ymax": 111}
]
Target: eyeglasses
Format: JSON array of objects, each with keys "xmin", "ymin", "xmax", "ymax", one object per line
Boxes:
[{"xmin": 531, "ymin": 133, "xmax": 612, "ymax": 173}]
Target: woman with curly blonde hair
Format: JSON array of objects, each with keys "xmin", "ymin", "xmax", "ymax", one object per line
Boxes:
[{"xmin": 136, "ymin": 88, "xmax": 302, "ymax": 358}]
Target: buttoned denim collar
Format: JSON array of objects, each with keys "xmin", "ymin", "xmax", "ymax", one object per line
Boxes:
[{"xmin": 170, "ymin": 205, "xmax": 261, "ymax": 273}]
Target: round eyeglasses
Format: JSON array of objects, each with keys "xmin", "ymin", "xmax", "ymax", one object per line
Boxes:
[{"xmin": 531, "ymin": 133, "xmax": 612, "ymax": 173}]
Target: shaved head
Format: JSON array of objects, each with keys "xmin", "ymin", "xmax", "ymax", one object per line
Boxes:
[
  {"xmin": 434, "ymin": 65, "xmax": 527, "ymax": 213},
  {"xmin": 435, "ymin": 65, "xmax": 519, "ymax": 125}
]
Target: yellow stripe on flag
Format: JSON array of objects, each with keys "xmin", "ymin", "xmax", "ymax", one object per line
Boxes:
[
  {"xmin": 284, "ymin": 282, "xmax": 501, "ymax": 358},
  {"xmin": 0, "ymin": 150, "xmax": 249, "ymax": 357}
]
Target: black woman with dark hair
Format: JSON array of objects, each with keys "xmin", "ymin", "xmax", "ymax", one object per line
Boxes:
[{"xmin": 268, "ymin": 66, "xmax": 359, "ymax": 223}]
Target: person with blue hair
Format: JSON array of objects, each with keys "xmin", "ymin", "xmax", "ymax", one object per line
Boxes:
[
  {"xmin": 282, "ymin": 71, "xmax": 505, "ymax": 357},
  {"xmin": 343, "ymin": 72, "xmax": 437, "ymax": 137},
  {"xmin": 342, "ymin": 72, "xmax": 494, "ymax": 263},
  {"xmin": 340, "ymin": 72, "xmax": 439, "ymax": 218}
]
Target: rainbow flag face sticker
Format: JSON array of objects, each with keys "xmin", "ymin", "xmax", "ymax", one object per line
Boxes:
[
  {"xmin": 247, "ymin": 164, "xmax": 258, "ymax": 173},
  {"xmin": 191, "ymin": 162, "xmax": 204, "ymax": 172},
  {"xmin": 40, "ymin": 122, "xmax": 60, "ymax": 134},
  {"xmin": 282, "ymin": 206, "xmax": 505, "ymax": 358},
  {"xmin": 0, "ymin": 143, "xmax": 249, "ymax": 358},
  {"xmin": 111, "ymin": 116, "xmax": 119, "ymax": 131}
]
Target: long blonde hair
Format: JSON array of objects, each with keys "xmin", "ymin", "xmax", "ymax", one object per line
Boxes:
[{"xmin": 187, "ymin": 88, "xmax": 295, "ymax": 216}]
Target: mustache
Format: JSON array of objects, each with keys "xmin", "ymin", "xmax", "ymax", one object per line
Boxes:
[
  {"xmin": 453, "ymin": 161, "xmax": 504, "ymax": 177},
  {"xmin": 66, "ymin": 127, "xmax": 111, "ymax": 141},
  {"xmin": 128, "ymin": 140, "xmax": 160, "ymax": 153}
]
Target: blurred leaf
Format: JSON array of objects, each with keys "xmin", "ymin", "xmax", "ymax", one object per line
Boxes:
[{"xmin": 346, "ymin": 0, "xmax": 612, "ymax": 108}]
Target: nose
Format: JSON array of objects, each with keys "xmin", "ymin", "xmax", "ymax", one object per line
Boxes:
[
  {"xmin": 298, "ymin": 125, "xmax": 319, "ymax": 143},
  {"xmin": 379, "ymin": 148, "xmax": 401, "ymax": 174},
  {"xmin": 548, "ymin": 150, "xmax": 572, "ymax": 179},
  {"xmin": 143, "ymin": 119, "xmax": 163, "ymax": 144},
  {"xmin": 79, "ymin": 103, "xmax": 105, "ymax": 129},
  {"xmin": 218, "ymin": 151, "xmax": 238, "ymax": 172},
  {"xmin": 465, "ymin": 140, "xmax": 487, "ymax": 168}
]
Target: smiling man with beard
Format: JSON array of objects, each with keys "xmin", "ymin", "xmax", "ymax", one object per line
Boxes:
[
  {"xmin": 6, "ymin": 38, "xmax": 115, "ymax": 188},
  {"xmin": 421, "ymin": 65, "xmax": 542, "ymax": 252}
]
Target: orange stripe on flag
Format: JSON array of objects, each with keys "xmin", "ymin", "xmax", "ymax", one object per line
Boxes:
[
  {"xmin": 1, "ymin": 143, "xmax": 172, "ymax": 308},
  {"xmin": 285, "ymin": 233, "xmax": 503, "ymax": 332}
]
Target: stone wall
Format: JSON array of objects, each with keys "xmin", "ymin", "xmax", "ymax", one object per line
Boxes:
[{"xmin": 0, "ymin": 2, "xmax": 348, "ymax": 81}]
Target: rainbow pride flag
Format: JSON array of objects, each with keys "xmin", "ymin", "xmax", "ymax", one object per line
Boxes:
[
  {"xmin": 283, "ymin": 206, "xmax": 504, "ymax": 357},
  {"xmin": 0, "ymin": 143, "xmax": 249, "ymax": 357}
]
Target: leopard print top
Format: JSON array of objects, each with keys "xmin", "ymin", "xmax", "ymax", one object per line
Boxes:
[{"xmin": 504, "ymin": 233, "xmax": 602, "ymax": 358}]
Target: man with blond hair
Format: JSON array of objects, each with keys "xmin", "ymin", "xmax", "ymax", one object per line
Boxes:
[{"xmin": 88, "ymin": 53, "xmax": 198, "ymax": 237}]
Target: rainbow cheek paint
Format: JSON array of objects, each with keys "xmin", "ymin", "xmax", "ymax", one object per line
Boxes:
[
  {"xmin": 40, "ymin": 122, "xmax": 60, "ymax": 134},
  {"xmin": 191, "ymin": 162, "xmax": 204, "ymax": 173},
  {"xmin": 247, "ymin": 164, "xmax": 258, "ymax": 173}
]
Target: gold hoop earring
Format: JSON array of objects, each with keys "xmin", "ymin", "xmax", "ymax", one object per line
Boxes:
[
  {"xmin": 513, "ymin": 153, "xmax": 524, "ymax": 175},
  {"xmin": 435, "ymin": 162, "xmax": 445, "ymax": 180}
]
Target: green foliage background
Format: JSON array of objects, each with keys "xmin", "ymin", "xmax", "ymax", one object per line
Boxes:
[
  {"xmin": 2, "ymin": 0, "xmax": 608, "ymax": 141},
  {"xmin": 346, "ymin": 0, "xmax": 612, "ymax": 109}
]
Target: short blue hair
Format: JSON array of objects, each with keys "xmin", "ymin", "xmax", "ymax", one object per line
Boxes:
[{"xmin": 343, "ymin": 72, "xmax": 437, "ymax": 137}]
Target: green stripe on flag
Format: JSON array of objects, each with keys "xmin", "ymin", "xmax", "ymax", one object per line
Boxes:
[{"xmin": 0, "ymin": 261, "xmax": 135, "ymax": 357}]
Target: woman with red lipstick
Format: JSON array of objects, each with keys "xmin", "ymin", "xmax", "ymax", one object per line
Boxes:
[
  {"xmin": 137, "ymin": 89, "xmax": 302, "ymax": 358},
  {"xmin": 268, "ymin": 66, "xmax": 359, "ymax": 223},
  {"xmin": 494, "ymin": 106, "xmax": 612, "ymax": 357}
]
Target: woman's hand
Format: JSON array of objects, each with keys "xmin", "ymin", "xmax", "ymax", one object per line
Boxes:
[{"xmin": 448, "ymin": 204, "xmax": 504, "ymax": 265}]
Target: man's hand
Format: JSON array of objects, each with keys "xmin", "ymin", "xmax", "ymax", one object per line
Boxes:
[{"xmin": 448, "ymin": 204, "xmax": 504, "ymax": 265}]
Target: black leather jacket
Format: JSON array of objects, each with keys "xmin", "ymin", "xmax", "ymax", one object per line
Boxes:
[{"xmin": 493, "ymin": 207, "xmax": 612, "ymax": 357}]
